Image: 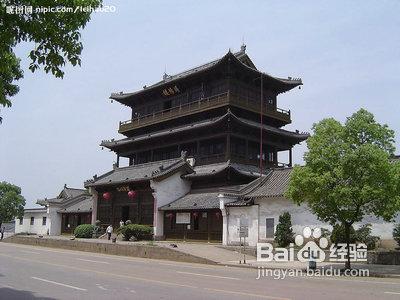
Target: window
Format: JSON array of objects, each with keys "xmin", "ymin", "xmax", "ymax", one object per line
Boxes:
[
  {"xmin": 30, "ymin": 217, "xmax": 34, "ymax": 225},
  {"xmin": 42, "ymin": 217, "xmax": 47, "ymax": 226},
  {"xmin": 265, "ymin": 218, "xmax": 274, "ymax": 238},
  {"xmin": 268, "ymin": 152, "xmax": 274, "ymax": 162},
  {"xmin": 19, "ymin": 218, "xmax": 23, "ymax": 225}
]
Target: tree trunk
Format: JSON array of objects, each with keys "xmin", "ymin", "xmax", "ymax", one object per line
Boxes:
[{"xmin": 344, "ymin": 223, "xmax": 351, "ymax": 270}]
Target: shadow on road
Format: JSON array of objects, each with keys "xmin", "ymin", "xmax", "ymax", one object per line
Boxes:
[{"xmin": 0, "ymin": 287, "xmax": 56, "ymax": 300}]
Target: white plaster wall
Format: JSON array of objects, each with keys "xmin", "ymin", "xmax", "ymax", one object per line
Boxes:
[
  {"xmin": 256, "ymin": 197, "xmax": 328, "ymax": 242},
  {"xmin": 354, "ymin": 214, "xmax": 400, "ymax": 240},
  {"xmin": 90, "ymin": 187, "xmax": 98, "ymax": 225},
  {"xmin": 223, "ymin": 196, "xmax": 400, "ymax": 247},
  {"xmin": 48, "ymin": 206, "xmax": 62, "ymax": 236},
  {"xmin": 226, "ymin": 206, "xmax": 259, "ymax": 246},
  {"xmin": 150, "ymin": 171, "xmax": 191, "ymax": 237},
  {"xmin": 14, "ymin": 211, "xmax": 49, "ymax": 235}
]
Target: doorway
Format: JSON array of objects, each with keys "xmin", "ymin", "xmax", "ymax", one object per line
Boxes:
[{"xmin": 121, "ymin": 206, "xmax": 130, "ymax": 222}]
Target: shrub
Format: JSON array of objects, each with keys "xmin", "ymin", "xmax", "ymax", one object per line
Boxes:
[
  {"xmin": 331, "ymin": 223, "xmax": 379, "ymax": 250},
  {"xmin": 393, "ymin": 224, "xmax": 400, "ymax": 247},
  {"xmin": 74, "ymin": 224, "xmax": 95, "ymax": 238},
  {"xmin": 117, "ymin": 224, "xmax": 153, "ymax": 241},
  {"xmin": 354, "ymin": 224, "xmax": 380, "ymax": 250},
  {"xmin": 274, "ymin": 212, "xmax": 294, "ymax": 247}
]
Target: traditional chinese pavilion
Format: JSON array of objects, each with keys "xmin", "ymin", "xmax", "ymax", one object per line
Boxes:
[{"xmin": 85, "ymin": 45, "xmax": 308, "ymax": 242}]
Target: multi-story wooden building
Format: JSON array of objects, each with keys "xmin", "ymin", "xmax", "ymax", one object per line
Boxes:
[{"xmin": 85, "ymin": 46, "xmax": 308, "ymax": 241}]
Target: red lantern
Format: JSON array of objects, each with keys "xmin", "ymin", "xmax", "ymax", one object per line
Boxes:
[
  {"xmin": 193, "ymin": 212, "xmax": 199, "ymax": 219},
  {"xmin": 128, "ymin": 190, "xmax": 137, "ymax": 199},
  {"xmin": 166, "ymin": 213, "xmax": 174, "ymax": 219},
  {"xmin": 215, "ymin": 211, "xmax": 221, "ymax": 219},
  {"xmin": 103, "ymin": 192, "xmax": 111, "ymax": 201}
]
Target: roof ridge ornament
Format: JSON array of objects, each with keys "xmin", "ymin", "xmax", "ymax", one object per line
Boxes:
[{"xmin": 240, "ymin": 43, "xmax": 246, "ymax": 53}]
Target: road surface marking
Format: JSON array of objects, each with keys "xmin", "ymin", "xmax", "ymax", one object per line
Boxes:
[
  {"xmin": 0, "ymin": 284, "xmax": 15, "ymax": 289},
  {"xmin": 204, "ymin": 288, "xmax": 291, "ymax": 300},
  {"xmin": 77, "ymin": 258, "xmax": 110, "ymax": 264},
  {"xmin": 384, "ymin": 291, "xmax": 400, "ymax": 295},
  {"xmin": 96, "ymin": 284, "xmax": 107, "ymax": 290},
  {"xmin": 177, "ymin": 271, "xmax": 240, "ymax": 280},
  {"xmin": 31, "ymin": 276, "xmax": 87, "ymax": 291},
  {"xmin": 20, "ymin": 250, "xmax": 40, "ymax": 255},
  {"xmin": 0, "ymin": 253, "xmax": 198, "ymax": 289}
]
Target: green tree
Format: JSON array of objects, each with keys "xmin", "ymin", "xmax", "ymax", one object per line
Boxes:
[
  {"xmin": 274, "ymin": 212, "xmax": 294, "ymax": 247},
  {"xmin": 393, "ymin": 224, "xmax": 400, "ymax": 248},
  {"xmin": 0, "ymin": 181, "xmax": 26, "ymax": 228},
  {"xmin": 0, "ymin": 0, "xmax": 102, "ymax": 122},
  {"xmin": 286, "ymin": 109, "xmax": 400, "ymax": 269}
]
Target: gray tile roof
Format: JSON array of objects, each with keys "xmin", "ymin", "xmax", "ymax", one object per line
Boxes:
[
  {"xmin": 101, "ymin": 110, "xmax": 309, "ymax": 151},
  {"xmin": 183, "ymin": 160, "xmax": 265, "ymax": 179},
  {"xmin": 110, "ymin": 49, "xmax": 302, "ymax": 105},
  {"xmin": 101, "ymin": 113, "xmax": 227, "ymax": 149},
  {"xmin": 57, "ymin": 195, "xmax": 93, "ymax": 213},
  {"xmin": 160, "ymin": 168, "xmax": 292, "ymax": 210},
  {"xmin": 234, "ymin": 115, "xmax": 309, "ymax": 141},
  {"xmin": 160, "ymin": 190, "xmax": 221, "ymax": 211},
  {"xmin": 244, "ymin": 168, "xmax": 292, "ymax": 199},
  {"xmin": 85, "ymin": 157, "xmax": 193, "ymax": 187},
  {"xmin": 37, "ymin": 186, "xmax": 89, "ymax": 206}
]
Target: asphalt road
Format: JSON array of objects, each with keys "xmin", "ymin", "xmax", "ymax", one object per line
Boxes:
[{"xmin": 0, "ymin": 242, "xmax": 399, "ymax": 300}]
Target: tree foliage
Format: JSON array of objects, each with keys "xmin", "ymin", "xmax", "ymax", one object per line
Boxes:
[
  {"xmin": 274, "ymin": 212, "xmax": 294, "ymax": 247},
  {"xmin": 330, "ymin": 223, "xmax": 379, "ymax": 250},
  {"xmin": 0, "ymin": 181, "xmax": 26, "ymax": 226},
  {"xmin": 286, "ymin": 109, "xmax": 400, "ymax": 267},
  {"xmin": 0, "ymin": 0, "xmax": 102, "ymax": 121},
  {"xmin": 393, "ymin": 224, "xmax": 400, "ymax": 248}
]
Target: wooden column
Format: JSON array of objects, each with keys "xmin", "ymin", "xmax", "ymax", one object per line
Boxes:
[{"xmin": 289, "ymin": 148, "xmax": 293, "ymax": 167}]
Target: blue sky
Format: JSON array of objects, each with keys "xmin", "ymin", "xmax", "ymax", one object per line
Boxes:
[{"xmin": 1, "ymin": 1, "xmax": 399, "ymax": 207}]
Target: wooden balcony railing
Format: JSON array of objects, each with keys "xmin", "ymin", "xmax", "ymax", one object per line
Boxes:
[{"xmin": 119, "ymin": 91, "xmax": 291, "ymax": 133}]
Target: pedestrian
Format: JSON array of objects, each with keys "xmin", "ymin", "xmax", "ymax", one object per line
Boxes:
[
  {"xmin": 1, "ymin": 226, "xmax": 5, "ymax": 240},
  {"xmin": 119, "ymin": 220, "xmax": 124, "ymax": 227},
  {"xmin": 106, "ymin": 224, "xmax": 113, "ymax": 240}
]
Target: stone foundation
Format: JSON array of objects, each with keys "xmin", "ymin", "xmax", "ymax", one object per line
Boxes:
[{"xmin": 4, "ymin": 235, "xmax": 215, "ymax": 265}]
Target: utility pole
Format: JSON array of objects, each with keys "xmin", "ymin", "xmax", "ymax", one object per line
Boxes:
[{"xmin": 259, "ymin": 74, "xmax": 263, "ymax": 178}]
